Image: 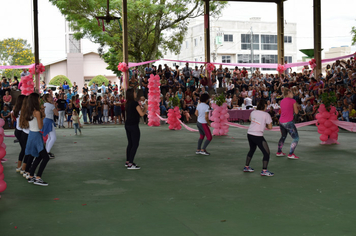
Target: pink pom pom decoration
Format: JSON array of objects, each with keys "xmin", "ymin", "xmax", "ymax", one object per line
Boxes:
[
  {"xmin": 0, "ymin": 118, "xmax": 6, "ymax": 193},
  {"xmin": 276, "ymin": 64, "xmax": 285, "ymax": 74},
  {"xmin": 21, "ymin": 74, "xmax": 34, "ymax": 96},
  {"xmin": 211, "ymin": 103, "xmax": 229, "ymax": 136},
  {"xmin": 117, "ymin": 62, "xmax": 129, "ymax": 72},
  {"xmin": 147, "ymin": 74, "xmax": 161, "ymax": 127},
  {"xmin": 308, "ymin": 59, "xmax": 316, "ymax": 70},
  {"xmin": 167, "ymin": 106, "xmax": 182, "ymax": 130},
  {"xmin": 206, "ymin": 63, "xmax": 215, "ymax": 73}
]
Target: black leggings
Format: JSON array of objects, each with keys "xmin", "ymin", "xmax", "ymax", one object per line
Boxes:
[
  {"xmin": 125, "ymin": 124, "xmax": 140, "ymax": 163},
  {"xmin": 29, "ymin": 149, "xmax": 50, "ymax": 177},
  {"xmin": 246, "ymin": 134, "xmax": 270, "ymax": 169},
  {"xmin": 15, "ymin": 129, "xmax": 26, "ymax": 162}
]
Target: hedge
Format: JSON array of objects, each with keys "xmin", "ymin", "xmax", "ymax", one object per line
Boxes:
[
  {"xmin": 49, "ymin": 75, "xmax": 73, "ymax": 87},
  {"xmin": 88, "ymin": 75, "xmax": 109, "ymax": 86}
]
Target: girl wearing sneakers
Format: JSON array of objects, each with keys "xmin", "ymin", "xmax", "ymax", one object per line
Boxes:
[
  {"xmin": 124, "ymin": 88, "xmax": 147, "ymax": 169},
  {"xmin": 276, "ymin": 88, "xmax": 299, "ymax": 159},
  {"xmin": 42, "ymin": 94, "xmax": 58, "ymax": 158},
  {"xmin": 243, "ymin": 100, "xmax": 274, "ymax": 176},
  {"xmin": 20, "ymin": 93, "xmax": 50, "ymax": 186},
  {"xmin": 195, "ymin": 93, "xmax": 212, "ymax": 155}
]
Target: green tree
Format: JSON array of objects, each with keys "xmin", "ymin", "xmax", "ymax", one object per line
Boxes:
[
  {"xmin": 88, "ymin": 75, "xmax": 109, "ymax": 86},
  {"xmin": 352, "ymin": 25, "xmax": 356, "ymax": 46},
  {"xmin": 0, "ymin": 38, "xmax": 35, "ymax": 78},
  {"xmin": 49, "ymin": 0, "xmax": 227, "ymax": 75},
  {"xmin": 49, "ymin": 75, "xmax": 73, "ymax": 87}
]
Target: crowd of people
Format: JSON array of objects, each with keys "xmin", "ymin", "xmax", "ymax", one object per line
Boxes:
[{"xmin": 126, "ymin": 57, "xmax": 356, "ymax": 124}]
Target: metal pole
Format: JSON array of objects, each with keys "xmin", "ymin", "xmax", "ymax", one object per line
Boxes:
[
  {"xmin": 33, "ymin": 0, "xmax": 40, "ymax": 91},
  {"xmin": 122, "ymin": 0, "xmax": 129, "ymax": 97},
  {"xmin": 204, "ymin": 0, "xmax": 210, "ymax": 63},
  {"xmin": 313, "ymin": 0, "xmax": 321, "ymax": 79},
  {"xmin": 277, "ymin": 0, "xmax": 284, "ymax": 65}
]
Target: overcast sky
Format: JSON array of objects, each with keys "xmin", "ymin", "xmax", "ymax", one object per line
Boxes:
[{"xmin": 1, "ymin": 0, "xmax": 355, "ymax": 65}]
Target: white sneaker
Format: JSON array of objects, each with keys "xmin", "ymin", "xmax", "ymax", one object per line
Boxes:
[
  {"xmin": 127, "ymin": 163, "xmax": 141, "ymax": 170},
  {"xmin": 16, "ymin": 167, "xmax": 22, "ymax": 173}
]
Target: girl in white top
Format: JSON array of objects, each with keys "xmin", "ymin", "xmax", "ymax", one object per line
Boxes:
[
  {"xmin": 43, "ymin": 94, "xmax": 58, "ymax": 158},
  {"xmin": 194, "ymin": 94, "xmax": 212, "ymax": 156},
  {"xmin": 13, "ymin": 95, "xmax": 27, "ymax": 172},
  {"xmin": 243, "ymin": 99, "xmax": 274, "ymax": 177},
  {"xmin": 20, "ymin": 93, "xmax": 50, "ymax": 186}
]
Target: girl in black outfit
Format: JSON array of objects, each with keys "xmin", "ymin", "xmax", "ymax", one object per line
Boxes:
[{"xmin": 125, "ymin": 88, "xmax": 148, "ymax": 170}]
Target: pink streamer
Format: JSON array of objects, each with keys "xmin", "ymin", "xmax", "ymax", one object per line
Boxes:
[
  {"xmin": 156, "ymin": 114, "xmax": 167, "ymax": 122},
  {"xmin": 226, "ymin": 120, "xmax": 317, "ymax": 132},
  {"xmin": 0, "ymin": 64, "xmax": 33, "ymax": 69},
  {"xmin": 178, "ymin": 120, "xmax": 199, "ymax": 132},
  {"xmin": 332, "ymin": 120, "xmax": 356, "ymax": 132},
  {"xmin": 4, "ymin": 135, "xmax": 15, "ymax": 137}
]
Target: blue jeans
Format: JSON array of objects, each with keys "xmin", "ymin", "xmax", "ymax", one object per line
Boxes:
[
  {"xmin": 160, "ymin": 105, "xmax": 167, "ymax": 116},
  {"xmin": 74, "ymin": 123, "xmax": 81, "ymax": 134},
  {"xmin": 89, "ymin": 106, "xmax": 95, "ymax": 122},
  {"xmin": 82, "ymin": 108, "xmax": 88, "ymax": 123}
]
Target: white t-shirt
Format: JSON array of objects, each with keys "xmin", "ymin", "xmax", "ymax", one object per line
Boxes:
[
  {"xmin": 44, "ymin": 102, "xmax": 55, "ymax": 120},
  {"xmin": 244, "ymin": 97, "xmax": 252, "ymax": 107},
  {"xmin": 197, "ymin": 103, "xmax": 209, "ymax": 124},
  {"xmin": 226, "ymin": 98, "xmax": 232, "ymax": 107},
  {"xmin": 247, "ymin": 110, "xmax": 272, "ymax": 136},
  {"xmin": 16, "ymin": 115, "xmax": 22, "ymax": 131}
]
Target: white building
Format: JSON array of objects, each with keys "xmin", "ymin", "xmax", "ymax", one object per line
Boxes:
[
  {"xmin": 164, "ymin": 17, "xmax": 297, "ymax": 72},
  {"xmin": 324, "ymin": 46, "xmax": 351, "ymax": 59}
]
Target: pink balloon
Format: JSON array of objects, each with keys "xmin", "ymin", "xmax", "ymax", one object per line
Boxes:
[
  {"xmin": 317, "ymin": 129, "xmax": 324, "ymax": 134},
  {"xmin": 330, "ymin": 106, "xmax": 336, "ymax": 113},
  {"xmin": 330, "ymin": 115, "xmax": 337, "ymax": 121},
  {"xmin": 322, "ymin": 112, "xmax": 331, "ymax": 119},
  {"xmin": 318, "ymin": 104, "xmax": 326, "ymax": 113},
  {"xmin": 0, "ymin": 180, "xmax": 7, "ymax": 193},
  {"xmin": 0, "ymin": 135, "xmax": 3, "ymax": 145},
  {"xmin": 330, "ymin": 125, "xmax": 338, "ymax": 132},
  {"xmin": 324, "ymin": 120, "xmax": 332, "ymax": 128},
  {"xmin": 320, "ymin": 134, "xmax": 328, "ymax": 142},
  {"xmin": 330, "ymin": 133, "xmax": 338, "ymax": 140},
  {"xmin": 324, "ymin": 129, "xmax": 332, "ymax": 136},
  {"xmin": 220, "ymin": 114, "xmax": 226, "ymax": 120},
  {"xmin": 0, "ymin": 164, "xmax": 3, "ymax": 174},
  {"xmin": 318, "ymin": 124, "xmax": 326, "ymax": 131},
  {"xmin": 0, "ymin": 173, "xmax": 4, "ymax": 180},
  {"xmin": 0, "ymin": 128, "xmax": 3, "ymax": 135},
  {"xmin": 225, "ymin": 113, "xmax": 230, "ymax": 119},
  {"xmin": 0, "ymin": 147, "xmax": 6, "ymax": 159},
  {"xmin": 1, "ymin": 143, "xmax": 6, "ymax": 149},
  {"xmin": 318, "ymin": 118, "xmax": 326, "ymax": 124},
  {"xmin": 213, "ymin": 129, "xmax": 219, "ymax": 136},
  {"xmin": 315, "ymin": 113, "xmax": 322, "ymax": 120},
  {"xmin": 0, "ymin": 119, "xmax": 4, "ymax": 127}
]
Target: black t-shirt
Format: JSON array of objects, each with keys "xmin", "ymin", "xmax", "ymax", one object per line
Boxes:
[
  {"xmin": 83, "ymin": 87, "xmax": 88, "ymax": 93},
  {"xmin": 57, "ymin": 99, "xmax": 67, "ymax": 110},
  {"xmin": 125, "ymin": 101, "xmax": 140, "ymax": 126}
]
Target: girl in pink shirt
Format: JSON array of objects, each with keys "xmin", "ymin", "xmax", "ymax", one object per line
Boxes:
[
  {"xmin": 244, "ymin": 100, "xmax": 274, "ymax": 176},
  {"xmin": 276, "ymin": 88, "xmax": 300, "ymax": 159}
]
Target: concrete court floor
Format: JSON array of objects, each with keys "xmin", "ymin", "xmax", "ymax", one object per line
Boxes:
[{"xmin": 0, "ymin": 123, "xmax": 355, "ymax": 236}]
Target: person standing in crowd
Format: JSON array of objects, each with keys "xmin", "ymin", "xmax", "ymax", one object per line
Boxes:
[
  {"xmin": 81, "ymin": 94, "xmax": 89, "ymax": 124},
  {"xmin": 124, "ymin": 88, "xmax": 147, "ymax": 170},
  {"xmin": 13, "ymin": 95, "xmax": 27, "ymax": 172},
  {"xmin": 56, "ymin": 93, "xmax": 66, "ymax": 128},
  {"xmin": 195, "ymin": 93, "xmax": 212, "ymax": 156},
  {"xmin": 63, "ymin": 81, "xmax": 70, "ymax": 93},
  {"xmin": 42, "ymin": 94, "xmax": 58, "ymax": 159},
  {"xmin": 72, "ymin": 82, "xmax": 78, "ymax": 95},
  {"xmin": 217, "ymin": 65, "xmax": 224, "ymax": 88},
  {"xmin": 276, "ymin": 88, "xmax": 300, "ymax": 159},
  {"xmin": 82, "ymin": 83, "xmax": 89, "ymax": 95},
  {"xmin": 90, "ymin": 82, "xmax": 98, "ymax": 95},
  {"xmin": 244, "ymin": 100, "xmax": 274, "ymax": 176},
  {"xmin": 20, "ymin": 93, "xmax": 50, "ymax": 186}
]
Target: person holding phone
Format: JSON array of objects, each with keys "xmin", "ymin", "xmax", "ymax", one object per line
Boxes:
[{"xmin": 124, "ymin": 88, "xmax": 148, "ymax": 169}]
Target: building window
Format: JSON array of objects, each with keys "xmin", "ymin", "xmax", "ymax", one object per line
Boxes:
[
  {"xmin": 224, "ymin": 34, "xmax": 233, "ymax": 42},
  {"xmin": 185, "ymin": 41, "xmax": 188, "ymax": 49},
  {"xmin": 194, "ymin": 38, "xmax": 197, "ymax": 47},
  {"xmin": 261, "ymin": 54, "xmax": 278, "ymax": 70},
  {"xmin": 222, "ymin": 55, "xmax": 231, "ymax": 63},
  {"xmin": 284, "ymin": 36, "xmax": 292, "ymax": 43},
  {"xmin": 237, "ymin": 54, "xmax": 260, "ymax": 63},
  {"xmin": 241, "ymin": 34, "xmax": 259, "ymax": 50},
  {"xmin": 285, "ymin": 56, "xmax": 292, "ymax": 63},
  {"xmin": 261, "ymin": 35, "xmax": 277, "ymax": 50}
]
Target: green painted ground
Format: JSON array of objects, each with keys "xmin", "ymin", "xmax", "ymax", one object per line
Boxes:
[{"xmin": 0, "ymin": 123, "xmax": 355, "ymax": 236}]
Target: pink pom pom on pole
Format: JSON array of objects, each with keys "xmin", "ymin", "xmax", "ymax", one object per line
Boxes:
[{"xmin": 117, "ymin": 62, "xmax": 129, "ymax": 72}]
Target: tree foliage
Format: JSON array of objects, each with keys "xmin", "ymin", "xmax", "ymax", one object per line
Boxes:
[
  {"xmin": 49, "ymin": 0, "xmax": 227, "ymax": 74},
  {"xmin": 88, "ymin": 75, "xmax": 109, "ymax": 86},
  {"xmin": 352, "ymin": 25, "xmax": 356, "ymax": 46},
  {"xmin": 49, "ymin": 75, "xmax": 73, "ymax": 87},
  {"xmin": 0, "ymin": 38, "xmax": 35, "ymax": 78}
]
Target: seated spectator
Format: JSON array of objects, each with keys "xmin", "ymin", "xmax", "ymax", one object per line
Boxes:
[
  {"xmin": 1, "ymin": 106, "xmax": 11, "ymax": 128},
  {"xmin": 3, "ymin": 91, "xmax": 12, "ymax": 109},
  {"xmin": 231, "ymin": 94, "xmax": 239, "ymax": 108},
  {"xmin": 268, "ymin": 106, "xmax": 278, "ymax": 125},
  {"xmin": 184, "ymin": 95, "xmax": 195, "ymax": 115},
  {"xmin": 296, "ymin": 105, "xmax": 307, "ymax": 123},
  {"xmin": 244, "ymin": 95, "xmax": 253, "ymax": 109},
  {"xmin": 348, "ymin": 104, "xmax": 356, "ymax": 122},
  {"xmin": 338, "ymin": 106, "xmax": 349, "ymax": 122}
]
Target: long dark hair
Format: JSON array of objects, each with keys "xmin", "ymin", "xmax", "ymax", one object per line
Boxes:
[
  {"xmin": 126, "ymin": 88, "xmax": 135, "ymax": 102},
  {"xmin": 20, "ymin": 93, "xmax": 40, "ymax": 128},
  {"xmin": 13, "ymin": 95, "xmax": 26, "ymax": 117},
  {"xmin": 257, "ymin": 99, "xmax": 267, "ymax": 111},
  {"xmin": 19, "ymin": 97, "xmax": 29, "ymax": 129}
]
